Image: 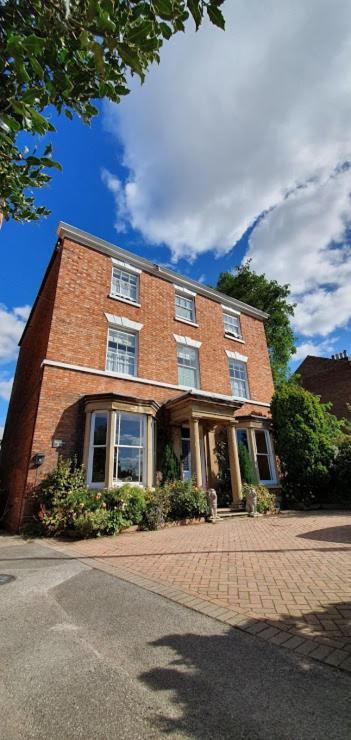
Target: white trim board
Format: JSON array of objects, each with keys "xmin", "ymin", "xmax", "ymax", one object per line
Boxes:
[
  {"xmin": 42, "ymin": 358, "xmax": 271, "ymax": 408},
  {"xmin": 173, "ymin": 334, "xmax": 202, "ymax": 349},
  {"xmin": 104, "ymin": 313, "xmax": 143, "ymax": 332}
]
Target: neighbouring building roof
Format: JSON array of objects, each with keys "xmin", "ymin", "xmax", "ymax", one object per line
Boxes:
[{"xmin": 296, "ymin": 352, "xmax": 351, "ymax": 421}]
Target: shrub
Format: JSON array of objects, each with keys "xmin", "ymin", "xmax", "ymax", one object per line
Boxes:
[
  {"xmin": 331, "ymin": 437, "xmax": 351, "ymax": 505},
  {"xmin": 141, "ymin": 487, "xmax": 171, "ymax": 530},
  {"xmin": 238, "ymin": 442, "xmax": 257, "ymax": 484},
  {"xmin": 74, "ymin": 509, "xmax": 117, "ymax": 538},
  {"xmin": 103, "ymin": 484, "xmax": 146, "ymax": 524},
  {"xmin": 35, "ymin": 456, "xmax": 96, "ymax": 535},
  {"xmin": 160, "ymin": 443, "xmax": 180, "ymax": 484},
  {"xmin": 242, "ymin": 483, "xmax": 276, "ymax": 514},
  {"xmin": 214, "ymin": 438, "xmax": 232, "ymax": 507},
  {"xmin": 167, "ymin": 479, "xmax": 209, "ymax": 520},
  {"xmin": 271, "ymin": 383, "xmax": 341, "ymax": 506}
]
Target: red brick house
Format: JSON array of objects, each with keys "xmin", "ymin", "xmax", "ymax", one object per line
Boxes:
[
  {"xmin": 0, "ymin": 223, "xmax": 278, "ymax": 531},
  {"xmin": 296, "ymin": 352, "xmax": 351, "ymax": 422}
]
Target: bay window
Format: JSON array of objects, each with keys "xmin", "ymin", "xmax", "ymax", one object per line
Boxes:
[
  {"xmin": 113, "ymin": 412, "xmax": 145, "ymax": 485},
  {"xmin": 88, "ymin": 411, "xmax": 108, "ymax": 486}
]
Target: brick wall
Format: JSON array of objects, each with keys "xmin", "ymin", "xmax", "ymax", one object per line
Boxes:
[
  {"xmin": 297, "ymin": 356, "xmax": 351, "ymax": 421},
  {"xmin": 46, "ymin": 237, "xmax": 274, "ymax": 401},
  {"xmin": 1, "ymin": 234, "xmax": 274, "ymax": 530},
  {"xmin": 0, "ymin": 247, "xmax": 62, "ymax": 530}
]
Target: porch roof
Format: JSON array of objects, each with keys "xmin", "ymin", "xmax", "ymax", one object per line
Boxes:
[{"xmin": 164, "ymin": 391, "xmax": 243, "ymax": 425}]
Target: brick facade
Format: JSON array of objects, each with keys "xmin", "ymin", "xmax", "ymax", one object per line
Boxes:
[
  {"xmin": 296, "ymin": 354, "xmax": 351, "ymax": 421},
  {"xmin": 0, "ymin": 224, "xmax": 275, "ymax": 531}
]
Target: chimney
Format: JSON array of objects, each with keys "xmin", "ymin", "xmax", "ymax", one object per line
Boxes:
[{"xmin": 331, "ymin": 351, "xmax": 349, "ymax": 360}]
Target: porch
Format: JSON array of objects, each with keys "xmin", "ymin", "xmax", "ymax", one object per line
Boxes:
[{"xmin": 165, "ymin": 392, "xmax": 243, "ymax": 506}]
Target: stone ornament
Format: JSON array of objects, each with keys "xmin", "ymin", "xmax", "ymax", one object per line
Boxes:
[
  {"xmin": 245, "ymin": 486, "xmax": 257, "ymax": 517},
  {"xmin": 207, "ymin": 488, "xmax": 218, "ymax": 522}
]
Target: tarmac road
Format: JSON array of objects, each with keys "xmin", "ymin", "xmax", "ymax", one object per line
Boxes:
[{"xmin": 0, "ymin": 535, "xmax": 350, "ymax": 739}]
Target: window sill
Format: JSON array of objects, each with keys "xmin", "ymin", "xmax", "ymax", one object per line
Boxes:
[
  {"xmin": 105, "ymin": 368, "xmax": 137, "ymax": 380},
  {"xmin": 108, "ymin": 293, "xmax": 141, "ymax": 308},
  {"xmin": 225, "ymin": 333, "xmax": 245, "ymax": 344},
  {"xmin": 174, "ymin": 316, "xmax": 199, "ymax": 328}
]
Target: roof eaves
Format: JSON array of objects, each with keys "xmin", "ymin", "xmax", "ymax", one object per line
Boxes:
[{"xmin": 57, "ymin": 222, "xmax": 269, "ymax": 321}]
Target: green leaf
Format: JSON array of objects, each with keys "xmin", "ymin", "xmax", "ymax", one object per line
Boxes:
[
  {"xmin": 152, "ymin": 0, "xmax": 174, "ymax": 20},
  {"xmin": 187, "ymin": 0, "xmax": 202, "ymax": 30},
  {"xmin": 159, "ymin": 22, "xmax": 173, "ymax": 39},
  {"xmin": 29, "ymin": 56, "xmax": 45, "ymax": 79},
  {"xmin": 207, "ymin": 3, "xmax": 225, "ymax": 30}
]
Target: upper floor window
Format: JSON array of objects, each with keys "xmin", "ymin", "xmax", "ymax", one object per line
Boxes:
[
  {"xmin": 224, "ymin": 312, "xmax": 242, "ymax": 339},
  {"xmin": 111, "ymin": 266, "xmax": 138, "ymax": 304},
  {"xmin": 175, "ymin": 293, "xmax": 195, "ymax": 323},
  {"xmin": 107, "ymin": 328, "xmax": 137, "ymax": 376},
  {"xmin": 177, "ymin": 345, "xmax": 199, "ymax": 388},
  {"xmin": 229, "ymin": 359, "xmax": 249, "ymax": 399}
]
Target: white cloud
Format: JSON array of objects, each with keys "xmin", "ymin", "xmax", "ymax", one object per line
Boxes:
[
  {"xmin": 0, "ymin": 304, "xmax": 31, "ymax": 363},
  {"xmin": 293, "ymin": 338, "xmax": 338, "ymax": 364},
  {"xmin": 104, "ymin": 0, "xmax": 351, "ymax": 265},
  {"xmin": 0, "ymin": 375, "xmax": 13, "ymax": 402},
  {"xmin": 0, "ymin": 425, "xmax": 4, "ymax": 441},
  {"xmin": 247, "ymin": 169, "xmax": 351, "ymax": 335}
]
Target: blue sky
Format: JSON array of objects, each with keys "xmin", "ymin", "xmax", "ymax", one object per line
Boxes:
[{"xmin": 1, "ymin": 0, "xmax": 351, "ymax": 435}]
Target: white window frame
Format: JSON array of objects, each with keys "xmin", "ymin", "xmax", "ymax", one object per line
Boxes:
[
  {"xmin": 176, "ymin": 344, "xmax": 200, "ymax": 389},
  {"xmin": 252, "ymin": 429, "xmax": 277, "ymax": 485},
  {"xmin": 228, "ymin": 358, "xmax": 249, "ymax": 399},
  {"xmin": 223, "ymin": 312, "xmax": 242, "ymax": 339},
  {"xmin": 175, "ymin": 293, "xmax": 196, "ymax": 324},
  {"xmin": 112, "ymin": 411, "xmax": 146, "ymax": 487},
  {"xmin": 111, "ymin": 265, "xmax": 139, "ymax": 305},
  {"xmin": 87, "ymin": 410, "xmax": 108, "ymax": 488},
  {"xmin": 106, "ymin": 327, "xmax": 138, "ymax": 377}
]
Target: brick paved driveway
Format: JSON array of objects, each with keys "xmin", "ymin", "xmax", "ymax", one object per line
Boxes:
[{"xmin": 47, "ymin": 512, "xmax": 351, "ymax": 670}]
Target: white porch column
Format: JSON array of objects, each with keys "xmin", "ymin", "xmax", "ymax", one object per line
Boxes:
[
  {"xmin": 190, "ymin": 417, "xmax": 203, "ymax": 487},
  {"xmin": 227, "ymin": 421, "xmax": 242, "ymax": 505},
  {"xmin": 146, "ymin": 414, "xmax": 154, "ymax": 487}
]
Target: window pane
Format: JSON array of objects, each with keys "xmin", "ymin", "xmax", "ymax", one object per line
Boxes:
[
  {"xmin": 178, "ymin": 365, "xmax": 197, "ymax": 388},
  {"xmin": 175, "ymin": 294, "xmax": 194, "ymax": 322},
  {"xmin": 112, "ymin": 268, "xmax": 138, "ymax": 302},
  {"xmin": 236, "ymin": 429, "xmax": 249, "ymax": 448},
  {"xmin": 107, "ymin": 329, "xmax": 136, "ymax": 376},
  {"xmin": 115, "ymin": 447, "xmax": 143, "ymax": 483},
  {"xmin": 256, "ymin": 454, "xmax": 271, "ymax": 482},
  {"xmin": 92, "ymin": 447, "xmax": 106, "ymax": 483},
  {"xmin": 229, "ymin": 360, "xmax": 248, "ymax": 398},
  {"xmin": 255, "ymin": 430, "xmax": 269, "ymax": 454},
  {"xmin": 93, "ymin": 414, "xmax": 107, "ymax": 445},
  {"xmin": 224, "ymin": 313, "xmax": 241, "ymax": 338},
  {"xmin": 118, "ymin": 413, "xmax": 143, "ymax": 446}
]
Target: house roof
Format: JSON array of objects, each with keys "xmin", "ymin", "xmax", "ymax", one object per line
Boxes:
[{"xmin": 57, "ymin": 222, "xmax": 269, "ymax": 322}]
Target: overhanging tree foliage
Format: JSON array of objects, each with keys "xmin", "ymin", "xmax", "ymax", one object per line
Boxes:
[
  {"xmin": 0, "ymin": 0, "xmax": 225, "ymax": 223},
  {"xmin": 217, "ymin": 260, "xmax": 296, "ymax": 386},
  {"xmin": 271, "ymin": 382, "xmax": 341, "ymax": 505}
]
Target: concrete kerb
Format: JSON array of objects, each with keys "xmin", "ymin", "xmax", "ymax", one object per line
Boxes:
[{"xmin": 40, "ymin": 537, "xmax": 351, "ymax": 675}]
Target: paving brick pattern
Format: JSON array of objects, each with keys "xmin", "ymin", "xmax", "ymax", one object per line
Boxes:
[{"xmin": 46, "ymin": 512, "xmax": 351, "ymax": 672}]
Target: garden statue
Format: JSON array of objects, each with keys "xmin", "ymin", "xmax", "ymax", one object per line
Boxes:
[
  {"xmin": 245, "ymin": 486, "xmax": 257, "ymax": 517},
  {"xmin": 207, "ymin": 488, "xmax": 218, "ymax": 522}
]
